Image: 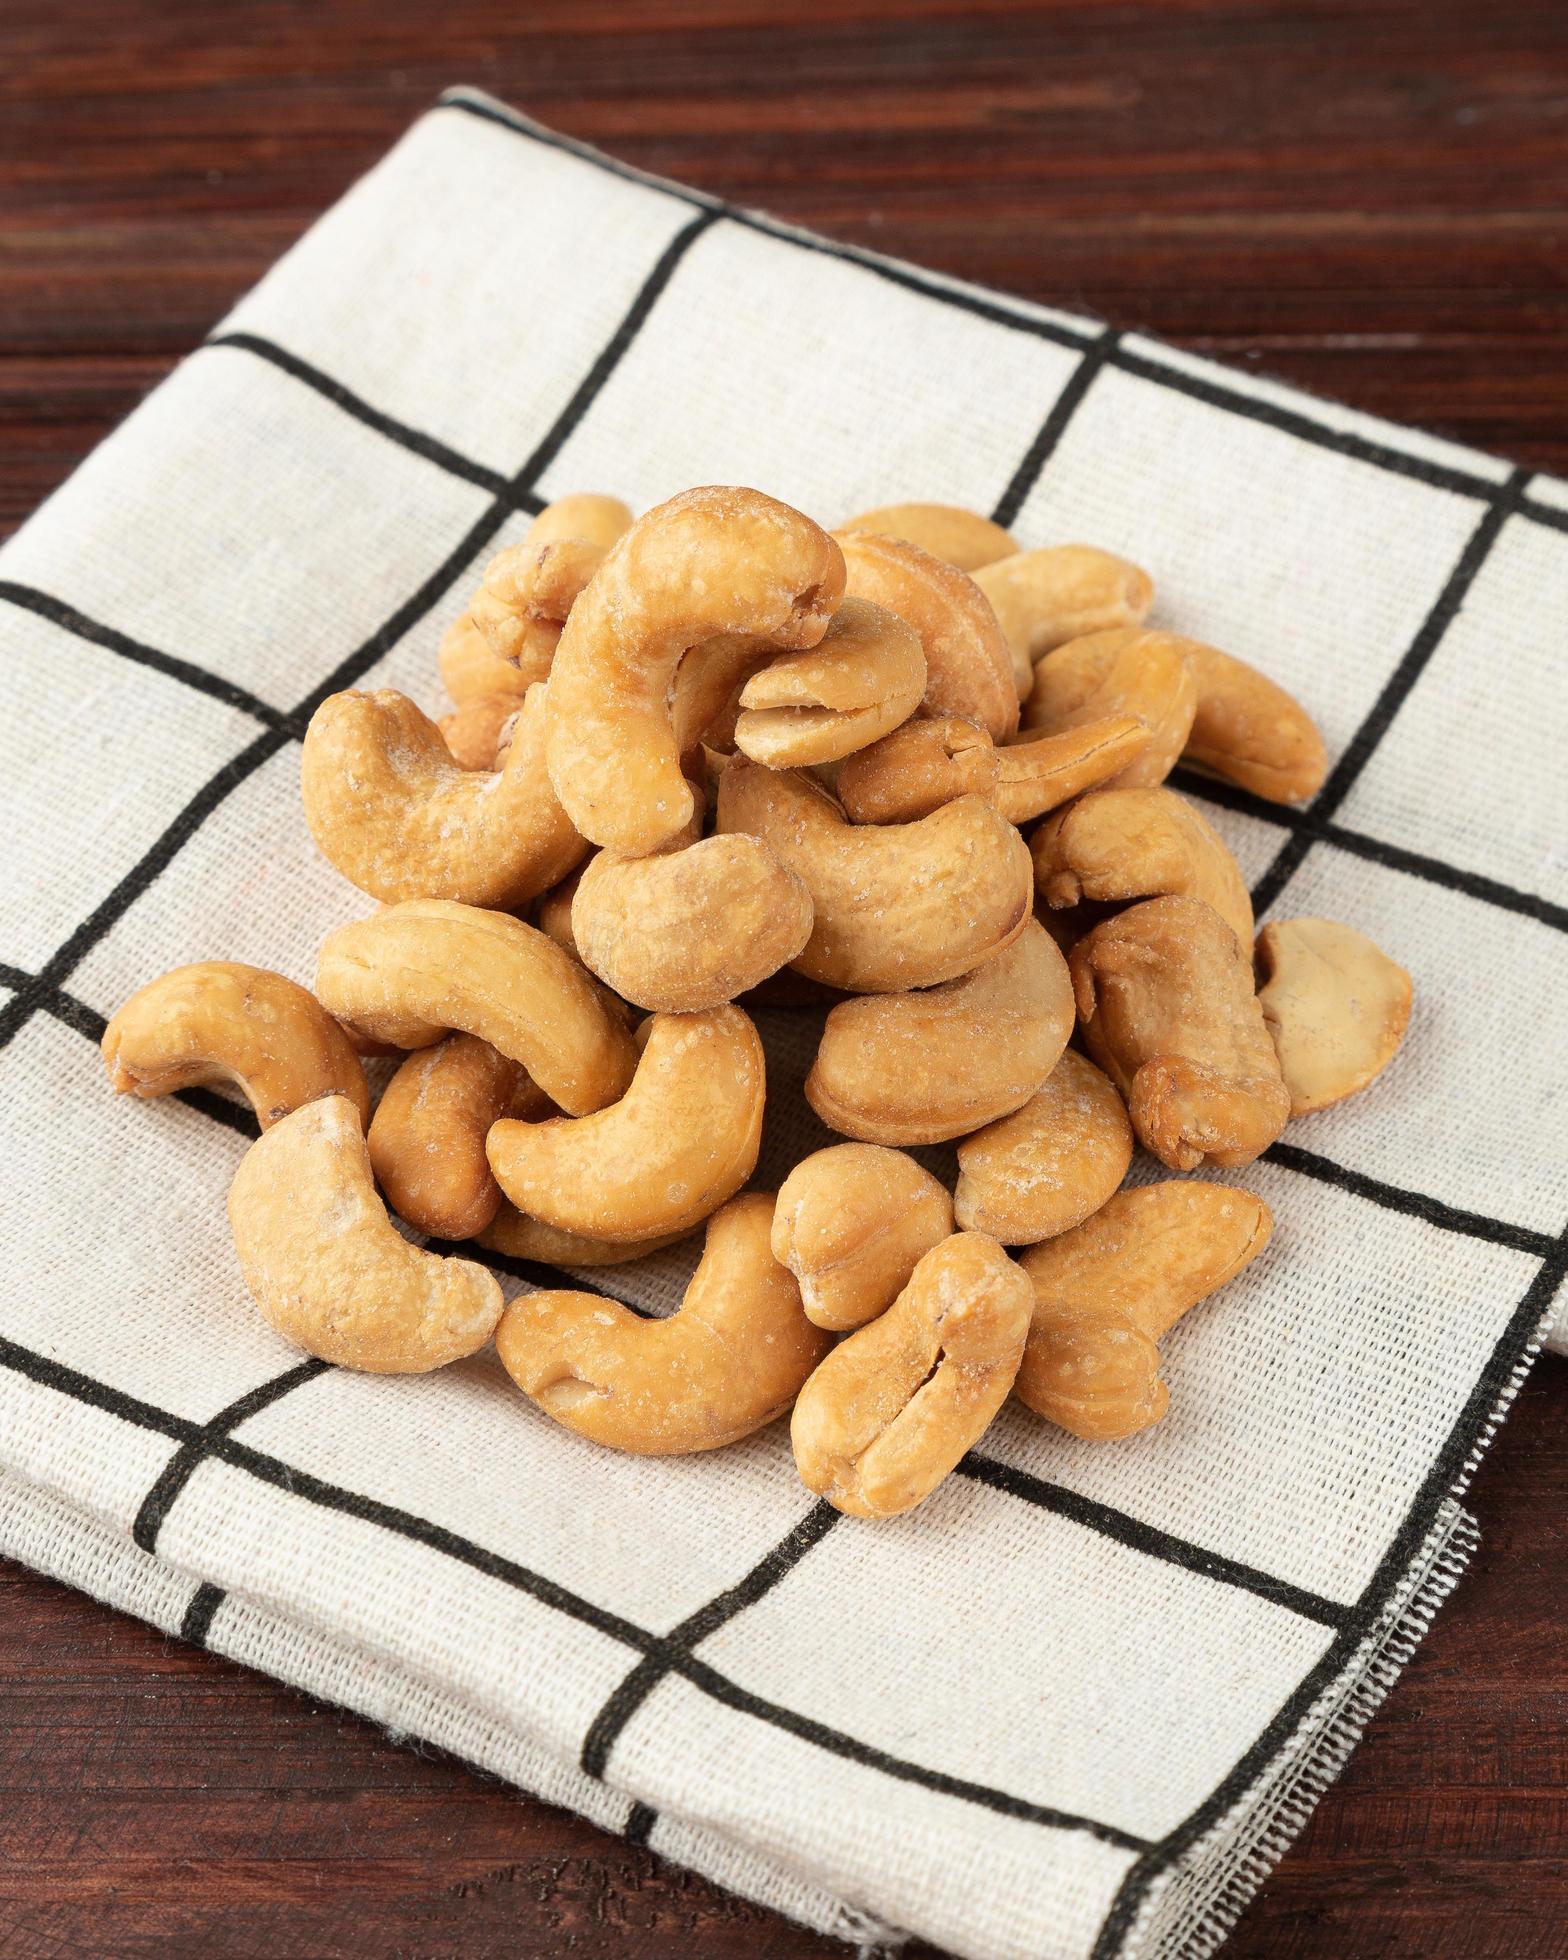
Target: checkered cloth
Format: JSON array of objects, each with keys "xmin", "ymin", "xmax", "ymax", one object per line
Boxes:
[{"xmin": 2, "ymin": 89, "xmax": 1565, "ymax": 1960}]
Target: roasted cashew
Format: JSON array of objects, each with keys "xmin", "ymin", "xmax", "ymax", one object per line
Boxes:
[
  {"xmin": 468, "ymin": 494, "xmax": 633, "ymax": 680},
  {"xmin": 573, "ymin": 833, "xmax": 813, "ymax": 1012},
  {"xmin": 546, "ymin": 487, "xmax": 845, "ymax": 854},
  {"xmin": 1031, "ymin": 785, "xmax": 1254, "ymax": 948},
  {"xmin": 102, "ymin": 961, "xmax": 369, "ymax": 1130},
  {"xmin": 834, "ymin": 530, "xmax": 1019, "ymax": 740},
  {"xmin": 974, "ymin": 545, "xmax": 1154, "ymax": 698},
  {"xmin": 805, "ymin": 920, "xmax": 1074, "ymax": 1145},
  {"xmin": 533, "ymin": 867, "xmax": 583, "ymax": 960},
  {"xmin": 732, "ymin": 597, "xmax": 927, "ymax": 768},
  {"xmin": 835, "ymin": 716, "xmax": 999, "ymax": 824},
  {"xmin": 993, "ymin": 715, "xmax": 1152, "ymax": 824},
  {"xmin": 486, "ymin": 1005, "xmax": 764, "ymax": 1242},
  {"xmin": 367, "ymin": 1033, "xmax": 548, "ymax": 1241},
  {"xmin": 495, "ymin": 1193, "xmax": 829, "ymax": 1453},
  {"xmin": 836, "ymin": 502, "xmax": 1019, "ymax": 572},
  {"xmin": 771, "ymin": 1143, "xmax": 955, "ymax": 1331},
  {"xmin": 1071, "ymin": 894, "xmax": 1290, "ymax": 1170},
  {"xmin": 1256, "ymin": 916, "xmax": 1413, "ymax": 1114},
  {"xmin": 1015, "ymin": 1182, "xmax": 1272, "ymax": 1438},
  {"xmin": 315, "ymin": 899, "xmax": 636, "ymax": 1116},
  {"xmin": 954, "ymin": 1047, "xmax": 1133, "ymax": 1244},
  {"xmin": 302, "ymin": 683, "xmax": 587, "ymax": 909},
  {"xmin": 228, "ymin": 1095, "xmax": 503, "ymax": 1373},
  {"xmin": 791, "ymin": 1232, "xmax": 1033, "ymax": 1517},
  {"xmin": 439, "ymin": 692, "xmax": 518, "ymax": 771},
  {"xmin": 438, "ymin": 609, "xmax": 531, "ymax": 708},
  {"xmin": 716, "ymin": 755, "xmax": 1032, "ymax": 992},
  {"xmin": 1175, "ymin": 638, "xmax": 1327, "ymax": 804},
  {"xmin": 479, "ymin": 1206, "xmax": 690, "ymax": 1267},
  {"xmin": 1023, "ymin": 628, "xmax": 1198, "ymax": 789}
]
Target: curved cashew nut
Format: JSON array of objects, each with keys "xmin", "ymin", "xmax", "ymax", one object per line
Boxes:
[
  {"xmin": 468, "ymin": 494, "xmax": 633, "ymax": 680},
  {"xmin": 533, "ymin": 867, "xmax": 583, "ymax": 960},
  {"xmin": 367, "ymin": 1033, "xmax": 549, "ymax": 1241},
  {"xmin": 716, "ymin": 755, "xmax": 1032, "ymax": 992},
  {"xmin": 792, "ymin": 1232, "xmax": 1033, "ymax": 1517},
  {"xmin": 993, "ymin": 715, "xmax": 1152, "ymax": 824},
  {"xmin": 315, "ymin": 900, "xmax": 636, "ymax": 1116},
  {"xmin": 834, "ymin": 531, "xmax": 1019, "ymax": 740},
  {"xmin": 546, "ymin": 487, "xmax": 845, "ymax": 854},
  {"xmin": 439, "ymin": 692, "xmax": 521, "ymax": 771},
  {"xmin": 732, "ymin": 597, "xmax": 927, "ymax": 768},
  {"xmin": 573, "ymin": 833, "xmax": 813, "ymax": 1012},
  {"xmin": 805, "ymin": 920, "xmax": 1074, "ymax": 1145},
  {"xmin": 836, "ymin": 502, "xmax": 1019, "ymax": 572},
  {"xmin": 1015, "ymin": 1183, "xmax": 1272, "ymax": 1438},
  {"xmin": 228, "ymin": 1095, "xmax": 503, "ymax": 1373},
  {"xmin": 771, "ymin": 1144, "xmax": 954, "ymax": 1330},
  {"xmin": 1175, "ymin": 638, "xmax": 1327, "ymax": 804},
  {"xmin": 479, "ymin": 1205, "xmax": 690, "ymax": 1268},
  {"xmin": 102, "ymin": 961, "xmax": 369, "ymax": 1130},
  {"xmin": 836, "ymin": 716, "xmax": 999, "ymax": 824},
  {"xmin": 668, "ymin": 633, "xmax": 778, "ymax": 755},
  {"xmin": 495, "ymin": 1193, "xmax": 830, "ymax": 1453},
  {"xmin": 486, "ymin": 1005, "xmax": 764, "ymax": 1242},
  {"xmin": 302, "ymin": 684, "xmax": 587, "ymax": 909},
  {"xmin": 1024, "ymin": 629, "xmax": 1198, "ymax": 789},
  {"xmin": 973, "ymin": 545, "xmax": 1154, "ymax": 697},
  {"xmin": 1256, "ymin": 916, "xmax": 1412, "ymax": 1114},
  {"xmin": 1071, "ymin": 894, "xmax": 1290, "ymax": 1170},
  {"xmin": 1031, "ymin": 785, "xmax": 1254, "ymax": 949},
  {"xmin": 954, "ymin": 1047, "xmax": 1133, "ymax": 1245},
  {"xmin": 438, "ymin": 610, "xmax": 531, "ymax": 708}
]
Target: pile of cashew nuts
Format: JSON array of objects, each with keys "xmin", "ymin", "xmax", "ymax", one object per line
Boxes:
[{"xmin": 100, "ymin": 486, "xmax": 1414, "ymax": 1519}]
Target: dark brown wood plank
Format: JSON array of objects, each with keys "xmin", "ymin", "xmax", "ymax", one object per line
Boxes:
[{"xmin": 2, "ymin": 3, "xmax": 1565, "ymax": 1954}]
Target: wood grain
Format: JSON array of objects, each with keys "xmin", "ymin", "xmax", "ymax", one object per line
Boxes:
[{"xmin": 2, "ymin": 2, "xmax": 1565, "ymax": 1954}]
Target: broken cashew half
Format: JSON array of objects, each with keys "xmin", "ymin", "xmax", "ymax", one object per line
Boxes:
[
  {"xmin": 102, "ymin": 961, "xmax": 369, "ymax": 1130},
  {"xmin": 954, "ymin": 1047, "xmax": 1133, "ymax": 1245},
  {"xmin": 468, "ymin": 494, "xmax": 633, "ymax": 681},
  {"xmin": 1071, "ymin": 894, "xmax": 1291, "ymax": 1170},
  {"xmin": 1256, "ymin": 916, "xmax": 1413, "ymax": 1114},
  {"xmin": 315, "ymin": 900, "xmax": 636, "ymax": 1116},
  {"xmin": 731, "ymin": 597, "xmax": 926, "ymax": 768},
  {"xmin": 836, "ymin": 501, "xmax": 1019, "ymax": 572},
  {"xmin": 792, "ymin": 1232, "xmax": 1034, "ymax": 1517},
  {"xmin": 228, "ymin": 1095, "xmax": 503, "ymax": 1372},
  {"xmin": 1024, "ymin": 628, "xmax": 1198, "ymax": 790},
  {"xmin": 836, "ymin": 716, "xmax": 999, "ymax": 824},
  {"xmin": 772, "ymin": 1144, "xmax": 955, "ymax": 1331},
  {"xmin": 835, "ymin": 530, "xmax": 1019, "ymax": 740},
  {"xmin": 805, "ymin": 920, "xmax": 1074, "ymax": 1145},
  {"xmin": 1015, "ymin": 1182, "xmax": 1272, "ymax": 1438},
  {"xmin": 303, "ymin": 684, "xmax": 587, "ymax": 909},
  {"xmin": 546, "ymin": 487, "xmax": 845, "ymax": 854},
  {"xmin": 496, "ymin": 1193, "xmax": 829, "ymax": 1453},
  {"xmin": 1031, "ymin": 785, "xmax": 1254, "ymax": 949},
  {"xmin": 486, "ymin": 1005, "xmax": 764, "ymax": 1243},
  {"xmin": 974, "ymin": 545, "xmax": 1154, "ymax": 698},
  {"xmin": 717, "ymin": 755, "xmax": 1032, "ymax": 992}
]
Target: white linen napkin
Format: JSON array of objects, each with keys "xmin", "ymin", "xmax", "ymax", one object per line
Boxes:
[{"xmin": 1, "ymin": 88, "xmax": 1564, "ymax": 1960}]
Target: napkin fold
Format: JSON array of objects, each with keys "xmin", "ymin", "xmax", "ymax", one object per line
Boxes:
[{"xmin": 1, "ymin": 89, "xmax": 1564, "ymax": 1960}]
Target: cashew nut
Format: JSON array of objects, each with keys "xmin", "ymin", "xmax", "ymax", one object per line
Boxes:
[
  {"xmin": 367, "ymin": 1034, "xmax": 549, "ymax": 1241},
  {"xmin": 546, "ymin": 487, "xmax": 845, "ymax": 854},
  {"xmin": 834, "ymin": 530, "xmax": 1019, "ymax": 740},
  {"xmin": 716, "ymin": 755, "xmax": 1032, "ymax": 992},
  {"xmin": 468, "ymin": 494, "xmax": 633, "ymax": 680},
  {"xmin": 102, "ymin": 961, "xmax": 369, "ymax": 1130},
  {"xmin": 1256, "ymin": 916, "xmax": 1413, "ymax": 1114},
  {"xmin": 791, "ymin": 1232, "xmax": 1034, "ymax": 1517},
  {"xmin": 805, "ymin": 920, "xmax": 1074, "ymax": 1145},
  {"xmin": 1175, "ymin": 638, "xmax": 1328, "ymax": 804},
  {"xmin": 992, "ymin": 715, "xmax": 1152, "ymax": 824},
  {"xmin": 228, "ymin": 1095, "xmax": 503, "ymax": 1373},
  {"xmin": 302, "ymin": 683, "xmax": 587, "ymax": 909},
  {"xmin": 438, "ymin": 609, "xmax": 530, "ymax": 708},
  {"xmin": 533, "ymin": 867, "xmax": 583, "ymax": 960},
  {"xmin": 1031, "ymin": 785, "xmax": 1254, "ymax": 949},
  {"xmin": 1071, "ymin": 894, "xmax": 1291, "ymax": 1170},
  {"xmin": 486, "ymin": 1005, "xmax": 764, "ymax": 1242},
  {"xmin": 479, "ymin": 1206, "xmax": 690, "ymax": 1267},
  {"xmin": 1015, "ymin": 1182, "xmax": 1272, "ymax": 1438},
  {"xmin": 974, "ymin": 545, "xmax": 1154, "ymax": 697},
  {"xmin": 954, "ymin": 1047, "xmax": 1133, "ymax": 1244},
  {"xmin": 731, "ymin": 597, "xmax": 927, "ymax": 768},
  {"xmin": 836, "ymin": 502, "xmax": 1019, "ymax": 572},
  {"xmin": 771, "ymin": 1143, "xmax": 955, "ymax": 1330},
  {"xmin": 439, "ymin": 692, "xmax": 518, "ymax": 771},
  {"xmin": 495, "ymin": 1193, "xmax": 829, "ymax": 1453},
  {"xmin": 1024, "ymin": 629, "xmax": 1198, "ymax": 789},
  {"xmin": 314, "ymin": 900, "xmax": 636, "ymax": 1116},
  {"xmin": 573, "ymin": 833, "xmax": 813, "ymax": 1012},
  {"xmin": 835, "ymin": 716, "xmax": 999, "ymax": 824}
]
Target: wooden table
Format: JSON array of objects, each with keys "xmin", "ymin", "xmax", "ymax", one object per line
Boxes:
[{"xmin": 4, "ymin": 4, "xmax": 1565, "ymax": 1953}]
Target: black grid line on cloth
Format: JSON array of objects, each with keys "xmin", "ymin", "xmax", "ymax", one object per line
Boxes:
[
  {"xmin": 180, "ymin": 1581, "xmax": 225, "ymax": 1647},
  {"xmin": 623, "ymin": 1801, "xmax": 657, "ymax": 1847},
  {"xmin": 990, "ymin": 326, "xmax": 1122, "ymax": 530},
  {"xmin": 1249, "ymin": 466, "xmax": 1532, "ymax": 919}
]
